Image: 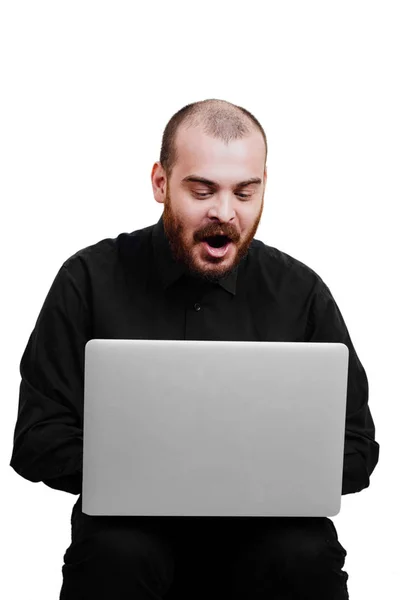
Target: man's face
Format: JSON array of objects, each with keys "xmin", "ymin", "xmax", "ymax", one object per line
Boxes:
[{"xmin": 155, "ymin": 125, "xmax": 266, "ymax": 283}]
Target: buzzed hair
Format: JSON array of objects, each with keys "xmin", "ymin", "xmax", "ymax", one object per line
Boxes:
[{"xmin": 159, "ymin": 98, "xmax": 268, "ymax": 179}]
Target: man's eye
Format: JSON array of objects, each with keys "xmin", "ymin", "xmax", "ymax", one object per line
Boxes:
[{"xmin": 193, "ymin": 192, "xmax": 251, "ymax": 199}]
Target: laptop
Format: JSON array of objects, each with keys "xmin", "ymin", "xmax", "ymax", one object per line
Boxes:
[{"xmin": 82, "ymin": 339, "xmax": 349, "ymax": 517}]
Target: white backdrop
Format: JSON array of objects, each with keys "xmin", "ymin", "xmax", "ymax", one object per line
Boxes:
[{"xmin": 1, "ymin": 1, "xmax": 398, "ymax": 598}]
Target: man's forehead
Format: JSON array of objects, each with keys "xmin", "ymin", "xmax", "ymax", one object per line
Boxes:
[{"xmin": 175, "ymin": 128, "xmax": 265, "ymax": 169}]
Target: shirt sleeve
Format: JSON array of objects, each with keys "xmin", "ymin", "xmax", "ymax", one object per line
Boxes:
[
  {"xmin": 9, "ymin": 264, "xmax": 90, "ymax": 495},
  {"xmin": 306, "ymin": 279, "xmax": 380, "ymax": 495}
]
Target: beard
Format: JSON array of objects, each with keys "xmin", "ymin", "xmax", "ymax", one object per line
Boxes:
[{"xmin": 162, "ymin": 181, "xmax": 263, "ymax": 283}]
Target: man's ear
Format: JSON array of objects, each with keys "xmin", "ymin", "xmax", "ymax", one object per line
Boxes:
[{"xmin": 151, "ymin": 162, "xmax": 167, "ymax": 205}]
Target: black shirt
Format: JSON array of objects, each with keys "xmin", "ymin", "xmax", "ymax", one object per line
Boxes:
[{"xmin": 9, "ymin": 215, "xmax": 380, "ymax": 496}]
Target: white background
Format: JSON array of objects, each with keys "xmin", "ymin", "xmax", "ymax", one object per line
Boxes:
[{"xmin": 1, "ymin": 1, "xmax": 398, "ymax": 598}]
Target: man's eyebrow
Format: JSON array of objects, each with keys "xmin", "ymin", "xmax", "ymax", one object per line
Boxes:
[{"xmin": 181, "ymin": 175, "xmax": 262, "ymax": 188}]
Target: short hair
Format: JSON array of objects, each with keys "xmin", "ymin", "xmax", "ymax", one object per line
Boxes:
[{"xmin": 159, "ymin": 98, "xmax": 267, "ymax": 179}]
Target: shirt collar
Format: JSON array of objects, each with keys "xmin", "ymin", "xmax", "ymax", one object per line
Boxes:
[{"xmin": 151, "ymin": 214, "xmax": 238, "ymax": 295}]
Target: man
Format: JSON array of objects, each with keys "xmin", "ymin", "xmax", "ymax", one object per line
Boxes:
[{"xmin": 10, "ymin": 98, "xmax": 379, "ymax": 599}]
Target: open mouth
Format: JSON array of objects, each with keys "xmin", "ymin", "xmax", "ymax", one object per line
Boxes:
[
  {"xmin": 202, "ymin": 235, "xmax": 232, "ymax": 258},
  {"xmin": 204, "ymin": 235, "xmax": 231, "ymax": 248}
]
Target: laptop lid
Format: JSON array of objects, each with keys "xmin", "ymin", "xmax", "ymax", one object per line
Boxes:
[{"xmin": 82, "ymin": 339, "xmax": 349, "ymax": 517}]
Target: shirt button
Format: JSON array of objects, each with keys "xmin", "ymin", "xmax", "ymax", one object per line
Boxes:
[{"xmin": 194, "ymin": 303, "xmax": 201, "ymax": 311}]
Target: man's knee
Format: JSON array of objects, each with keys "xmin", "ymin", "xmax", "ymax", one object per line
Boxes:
[
  {"xmin": 61, "ymin": 522, "xmax": 176, "ymax": 598},
  {"xmin": 270, "ymin": 518, "xmax": 336, "ymax": 569},
  {"xmin": 92, "ymin": 523, "xmax": 175, "ymax": 581}
]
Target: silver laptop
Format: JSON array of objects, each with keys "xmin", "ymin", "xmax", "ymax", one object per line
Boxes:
[{"xmin": 82, "ymin": 339, "xmax": 349, "ymax": 517}]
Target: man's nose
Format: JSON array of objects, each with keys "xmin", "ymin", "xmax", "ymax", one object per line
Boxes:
[{"xmin": 210, "ymin": 194, "xmax": 236, "ymax": 223}]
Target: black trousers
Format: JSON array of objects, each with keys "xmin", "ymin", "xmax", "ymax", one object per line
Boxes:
[{"xmin": 60, "ymin": 495, "xmax": 349, "ymax": 599}]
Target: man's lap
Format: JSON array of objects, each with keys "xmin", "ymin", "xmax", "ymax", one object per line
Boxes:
[{"xmin": 65, "ymin": 497, "xmax": 349, "ymax": 599}]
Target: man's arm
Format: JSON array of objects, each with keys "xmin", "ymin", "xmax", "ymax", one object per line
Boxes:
[
  {"xmin": 9, "ymin": 263, "xmax": 89, "ymax": 495},
  {"xmin": 305, "ymin": 279, "xmax": 380, "ymax": 495}
]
